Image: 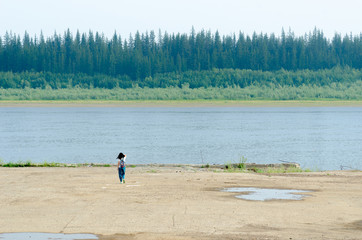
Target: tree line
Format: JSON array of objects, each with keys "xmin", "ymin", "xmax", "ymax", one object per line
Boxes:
[{"xmin": 0, "ymin": 28, "xmax": 361, "ymax": 83}]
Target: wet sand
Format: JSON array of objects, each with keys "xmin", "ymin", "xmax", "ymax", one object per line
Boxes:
[{"xmin": 0, "ymin": 166, "xmax": 361, "ymax": 239}]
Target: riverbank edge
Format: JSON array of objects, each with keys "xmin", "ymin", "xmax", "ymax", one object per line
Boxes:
[
  {"xmin": 0, "ymin": 163, "xmax": 325, "ymax": 174},
  {"xmin": 0, "ymin": 163, "xmax": 298, "ymax": 168},
  {"xmin": 2, "ymin": 163, "xmax": 360, "ymax": 173},
  {"xmin": 1, "ymin": 99, "xmax": 362, "ymax": 107}
]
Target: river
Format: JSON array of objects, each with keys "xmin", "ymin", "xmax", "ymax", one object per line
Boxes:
[{"xmin": 0, "ymin": 106, "xmax": 361, "ymax": 170}]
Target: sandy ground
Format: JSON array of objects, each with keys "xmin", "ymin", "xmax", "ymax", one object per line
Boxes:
[
  {"xmin": 0, "ymin": 166, "xmax": 361, "ymax": 240},
  {"xmin": 1, "ymin": 100, "xmax": 362, "ymax": 108}
]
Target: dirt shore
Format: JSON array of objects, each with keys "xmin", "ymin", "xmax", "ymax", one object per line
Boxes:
[
  {"xmin": 1, "ymin": 100, "xmax": 362, "ymax": 108},
  {"xmin": 0, "ymin": 166, "xmax": 361, "ymax": 239}
]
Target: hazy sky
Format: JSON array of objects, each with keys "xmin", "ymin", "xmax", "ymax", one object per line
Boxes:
[{"xmin": 0, "ymin": 0, "xmax": 361, "ymax": 39}]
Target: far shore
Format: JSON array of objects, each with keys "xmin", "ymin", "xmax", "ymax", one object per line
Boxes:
[{"xmin": 1, "ymin": 99, "xmax": 362, "ymax": 107}]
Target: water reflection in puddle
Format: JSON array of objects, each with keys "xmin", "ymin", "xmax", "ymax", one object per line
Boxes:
[
  {"xmin": 223, "ymin": 187, "xmax": 311, "ymax": 201},
  {"xmin": 0, "ymin": 232, "xmax": 98, "ymax": 240}
]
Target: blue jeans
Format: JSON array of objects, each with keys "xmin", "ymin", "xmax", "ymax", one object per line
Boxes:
[{"xmin": 118, "ymin": 167, "xmax": 125, "ymax": 182}]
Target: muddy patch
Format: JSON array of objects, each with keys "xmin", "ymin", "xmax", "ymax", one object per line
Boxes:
[{"xmin": 345, "ymin": 220, "xmax": 362, "ymax": 231}]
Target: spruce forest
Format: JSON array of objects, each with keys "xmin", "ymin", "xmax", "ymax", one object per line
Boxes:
[{"xmin": 0, "ymin": 28, "xmax": 361, "ymax": 100}]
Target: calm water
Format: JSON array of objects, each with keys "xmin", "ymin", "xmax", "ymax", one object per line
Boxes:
[
  {"xmin": 223, "ymin": 187, "xmax": 311, "ymax": 201},
  {"xmin": 0, "ymin": 107, "xmax": 361, "ymax": 170},
  {"xmin": 0, "ymin": 233, "xmax": 98, "ymax": 240}
]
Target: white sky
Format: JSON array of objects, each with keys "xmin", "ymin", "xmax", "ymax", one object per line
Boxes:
[{"xmin": 0, "ymin": 0, "xmax": 361, "ymax": 39}]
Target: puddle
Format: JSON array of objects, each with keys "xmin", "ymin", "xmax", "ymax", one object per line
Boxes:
[
  {"xmin": 0, "ymin": 232, "xmax": 98, "ymax": 240},
  {"xmin": 223, "ymin": 187, "xmax": 311, "ymax": 201}
]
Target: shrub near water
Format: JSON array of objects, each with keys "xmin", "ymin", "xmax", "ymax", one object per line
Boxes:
[
  {"xmin": 0, "ymin": 161, "xmax": 116, "ymax": 167},
  {"xmin": 225, "ymin": 157, "xmax": 248, "ymax": 172},
  {"xmin": 0, "ymin": 160, "xmax": 64, "ymax": 167},
  {"xmin": 0, "ymin": 160, "xmax": 35, "ymax": 167},
  {"xmin": 1, "ymin": 81, "xmax": 362, "ymax": 101},
  {"xmin": 0, "ymin": 67, "xmax": 361, "ymax": 101}
]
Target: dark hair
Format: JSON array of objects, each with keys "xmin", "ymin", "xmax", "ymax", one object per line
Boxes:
[{"xmin": 117, "ymin": 152, "xmax": 125, "ymax": 159}]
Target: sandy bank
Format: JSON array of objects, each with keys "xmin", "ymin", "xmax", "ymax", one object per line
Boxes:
[
  {"xmin": 1, "ymin": 100, "xmax": 362, "ymax": 107},
  {"xmin": 0, "ymin": 166, "xmax": 361, "ymax": 239}
]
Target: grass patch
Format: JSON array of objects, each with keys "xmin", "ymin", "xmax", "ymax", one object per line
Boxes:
[
  {"xmin": 223, "ymin": 157, "xmax": 313, "ymax": 174},
  {"xmin": 40, "ymin": 161, "xmax": 64, "ymax": 167},
  {"xmin": 225, "ymin": 157, "xmax": 248, "ymax": 172},
  {"xmin": 225, "ymin": 166, "xmax": 313, "ymax": 174},
  {"xmin": 201, "ymin": 163, "xmax": 210, "ymax": 168},
  {"xmin": 254, "ymin": 167, "xmax": 305, "ymax": 173},
  {"xmin": 92, "ymin": 164, "xmax": 111, "ymax": 167},
  {"xmin": 0, "ymin": 160, "xmax": 71, "ymax": 167},
  {"xmin": 0, "ymin": 160, "xmax": 114, "ymax": 168},
  {"xmin": 1, "ymin": 160, "xmax": 37, "ymax": 167}
]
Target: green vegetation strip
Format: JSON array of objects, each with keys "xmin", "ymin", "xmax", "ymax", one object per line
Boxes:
[
  {"xmin": 0, "ymin": 160, "xmax": 111, "ymax": 168},
  {"xmin": 1, "ymin": 67, "xmax": 362, "ymax": 101},
  {"xmin": 1, "ymin": 83, "xmax": 362, "ymax": 102},
  {"xmin": 223, "ymin": 165, "xmax": 311, "ymax": 174},
  {"xmin": 0, "ymin": 160, "xmax": 313, "ymax": 173}
]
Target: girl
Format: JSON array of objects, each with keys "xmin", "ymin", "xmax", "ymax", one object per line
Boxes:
[{"xmin": 117, "ymin": 152, "xmax": 126, "ymax": 183}]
